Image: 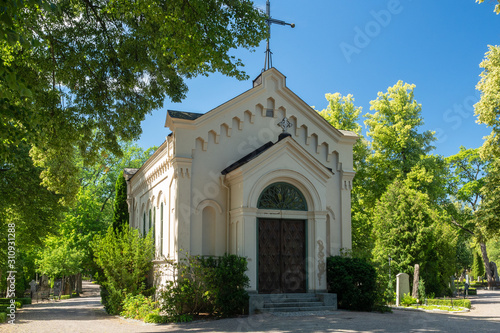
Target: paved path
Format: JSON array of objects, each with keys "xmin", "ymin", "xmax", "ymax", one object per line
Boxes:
[{"xmin": 2, "ymin": 283, "xmax": 500, "ymax": 332}]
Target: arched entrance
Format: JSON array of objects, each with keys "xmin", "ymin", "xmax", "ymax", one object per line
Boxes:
[{"xmin": 257, "ymin": 182, "xmax": 307, "ymax": 293}]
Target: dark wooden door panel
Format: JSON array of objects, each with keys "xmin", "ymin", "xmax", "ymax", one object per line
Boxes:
[
  {"xmin": 282, "ymin": 220, "xmax": 306, "ymax": 293},
  {"xmin": 258, "ymin": 219, "xmax": 281, "ymax": 293},
  {"xmin": 258, "ymin": 219, "xmax": 306, "ymax": 293}
]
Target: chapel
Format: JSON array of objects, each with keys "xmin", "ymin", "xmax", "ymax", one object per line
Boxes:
[{"xmin": 125, "ymin": 68, "xmax": 357, "ymax": 300}]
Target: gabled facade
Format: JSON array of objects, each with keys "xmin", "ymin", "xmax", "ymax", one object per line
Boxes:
[{"xmin": 126, "ymin": 68, "xmax": 357, "ymax": 294}]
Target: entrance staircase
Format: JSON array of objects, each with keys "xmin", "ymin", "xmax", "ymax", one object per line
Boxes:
[{"xmin": 249, "ymin": 293, "xmax": 337, "ymax": 314}]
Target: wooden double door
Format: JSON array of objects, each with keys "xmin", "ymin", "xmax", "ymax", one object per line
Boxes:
[{"xmin": 258, "ymin": 219, "xmax": 306, "ymax": 293}]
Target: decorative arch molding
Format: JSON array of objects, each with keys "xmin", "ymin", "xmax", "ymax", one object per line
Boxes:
[
  {"xmin": 326, "ymin": 206, "xmax": 336, "ymax": 220},
  {"xmin": 156, "ymin": 191, "xmax": 167, "ymax": 207},
  {"xmin": 248, "ymin": 169, "xmax": 323, "ymax": 211},
  {"xmin": 195, "ymin": 199, "xmax": 223, "ymax": 215}
]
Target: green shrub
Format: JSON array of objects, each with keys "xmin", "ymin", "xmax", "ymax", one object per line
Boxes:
[
  {"xmin": 426, "ymin": 298, "xmax": 471, "ymax": 309},
  {"xmin": 170, "ymin": 314, "xmax": 193, "ymax": 322},
  {"xmin": 120, "ymin": 293, "xmax": 159, "ymax": 320},
  {"xmin": 326, "ymin": 256, "xmax": 377, "ymax": 311},
  {"xmin": 14, "ymin": 301, "xmax": 22, "ymax": 309},
  {"xmin": 418, "ymin": 278, "xmax": 426, "ymax": 300},
  {"xmin": 400, "ymin": 293, "xmax": 417, "ymax": 306},
  {"xmin": 468, "ymin": 288, "xmax": 477, "ymax": 295},
  {"xmin": 0, "ymin": 312, "xmax": 6, "ymax": 323},
  {"xmin": 60, "ymin": 295, "xmax": 71, "ymax": 300},
  {"xmin": 144, "ymin": 313, "xmax": 168, "ymax": 323},
  {"xmin": 160, "ymin": 253, "xmax": 250, "ymax": 318},
  {"xmin": 92, "ymin": 226, "xmax": 154, "ymax": 315},
  {"xmin": 199, "ymin": 254, "xmax": 250, "ymax": 317}
]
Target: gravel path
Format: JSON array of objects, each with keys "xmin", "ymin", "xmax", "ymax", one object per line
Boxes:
[{"xmin": 2, "ymin": 283, "xmax": 500, "ymax": 332}]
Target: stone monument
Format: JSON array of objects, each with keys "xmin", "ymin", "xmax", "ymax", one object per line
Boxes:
[{"xmin": 396, "ymin": 272, "xmax": 410, "ymax": 306}]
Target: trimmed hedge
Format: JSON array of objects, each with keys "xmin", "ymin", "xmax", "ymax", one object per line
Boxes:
[
  {"xmin": 426, "ymin": 298, "xmax": 471, "ymax": 309},
  {"xmin": 326, "ymin": 256, "xmax": 377, "ymax": 311},
  {"xmin": 0, "ymin": 298, "xmax": 31, "ymax": 305},
  {"xmin": 0, "ymin": 301, "xmax": 22, "ymax": 310},
  {"xmin": 0, "ymin": 312, "xmax": 6, "ymax": 323}
]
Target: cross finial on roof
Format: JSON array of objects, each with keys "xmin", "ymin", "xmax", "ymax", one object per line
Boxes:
[
  {"xmin": 278, "ymin": 117, "xmax": 293, "ymax": 133},
  {"xmin": 263, "ymin": 0, "xmax": 295, "ymax": 71}
]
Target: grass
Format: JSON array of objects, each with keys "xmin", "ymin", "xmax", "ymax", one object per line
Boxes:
[{"xmin": 408, "ymin": 304, "xmax": 468, "ymax": 312}]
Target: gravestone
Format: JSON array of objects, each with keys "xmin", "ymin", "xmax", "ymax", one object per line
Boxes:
[
  {"xmin": 29, "ymin": 279, "xmax": 38, "ymax": 298},
  {"xmin": 40, "ymin": 275, "xmax": 49, "ymax": 290},
  {"xmin": 450, "ymin": 276, "xmax": 456, "ymax": 296},
  {"xmin": 396, "ymin": 273, "xmax": 410, "ymax": 306},
  {"xmin": 53, "ymin": 279, "xmax": 62, "ymax": 298},
  {"xmin": 412, "ymin": 264, "xmax": 420, "ymax": 298},
  {"xmin": 491, "ymin": 262, "xmax": 499, "ymax": 282}
]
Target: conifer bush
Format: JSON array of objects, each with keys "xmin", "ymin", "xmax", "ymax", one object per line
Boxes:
[
  {"xmin": 92, "ymin": 226, "xmax": 154, "ymax": 314},
  {"xmin": 327, "ymin": 256, "xmax": 377, "ymax": 311}
]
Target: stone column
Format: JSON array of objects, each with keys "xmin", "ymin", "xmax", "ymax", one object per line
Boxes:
[
  {"xmin": 313, "ymin": 212, "xmax": 328, "ymax": 293},
  {"xmin": 172, "ymin": 157, "xmax": 192, "ymax": 257},
  {"xmin": 340, "ymin": 171, "xmax": 355, "ymax": 249},
  {"xmin": 230, "ymin": 208, "xmax": 258, "ymax": 292}
]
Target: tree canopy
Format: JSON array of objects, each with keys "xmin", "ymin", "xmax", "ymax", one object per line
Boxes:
[
  {"xmin": 475, "ymin": 45, "xmax": 500, "ymax": 240},
  {"xmin": 1, "ymin": 0, "xmax": 267, "ymax": 201}
]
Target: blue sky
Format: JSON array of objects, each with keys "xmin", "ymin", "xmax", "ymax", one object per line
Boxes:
[{"xmin": 136, "ymin": 0, "xmax": 500, "ymax": 158}]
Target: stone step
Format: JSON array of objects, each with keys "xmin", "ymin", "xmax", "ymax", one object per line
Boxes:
[
  {"xmin": 279, "ymin": 293, "xmax": 319, "ymax": 298},
  {"xmin": 258, "ymin": 305, "xmax": 337, "ymax": 313},
  {"xmin": 264, "ymin": 301, "xmax": 324, "ymax": 308},
  {"xmin": 265, "ymin": 297, "xmax": 320, "ymax": 303}
]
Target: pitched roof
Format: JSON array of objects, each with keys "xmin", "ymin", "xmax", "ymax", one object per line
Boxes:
[
  {"xmin": 167, "ymin": 110, "xmax": 204, "ymax": 120},
  {"xmin": 221, "ymin": 141, "xmax": 275, "ymax": 175}
]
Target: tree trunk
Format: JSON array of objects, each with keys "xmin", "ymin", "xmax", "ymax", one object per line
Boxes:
[
  {"xmin": 480, "ymin": 242, "xmax": 495, "ymax": 289},
  {"xmin": 412, "ymin": 264, "xmax": 420, "ymax": 298},
  {"xmin": 76, "ymin": 273, "xmax": 82, "ymax": 294}
]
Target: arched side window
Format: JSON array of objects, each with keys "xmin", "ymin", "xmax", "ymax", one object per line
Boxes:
[
  {"xmin": 153, "ymin": 208, "xmax": 156, "ymax": 247},
  {"xmin": 202, "ymin": 206, "xmax": 216, "ymax": 256},
  {"xmin": 257, "ymin": 182, "xmax": 307, "ymax": 211},
  {"xmin": 143, "ymin": 212, "xmax": 146, "ymax": 236},
  {"xmin": 160, "ymin": 203, "xmax": 164, "ymax": 256},
  {"xmin": 148, "ymin": 209, "xmax": 152, "ymax": 233}
]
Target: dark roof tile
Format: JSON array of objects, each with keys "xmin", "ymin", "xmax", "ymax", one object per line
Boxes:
[{"xmin": 167, "ymin": 110, "xmax": 204, "ymax": 120}]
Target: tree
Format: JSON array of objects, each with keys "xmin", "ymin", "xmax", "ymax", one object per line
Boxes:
[
  {"xmin": 2, "ymin": 0, "xmax": 267, "ymax": 200},
  {"xmin": 472, "ymin": 250, "xmax": 485, "ymax": 280},
  {"xmin": 36, "ymin": 142, "xmax": 155, "ymax": 279},
  {"xmin": 317, "ymin": 93, "xmax": 372, "ymax": 258},
  {"xmin": 0, "ymin": 143, "xmax": 65, "ymax": 293},
  {"xmin": 37, "ymin": 238, "xmax": 85, "ymax": 281},
  {"xmin": 372, "ymin": 177, "xmax": 456, "ymax": 296},
  {"xmin": 446, "ymin": 146, "xmax": 497, "ymax": 288},
  {"xmin": 364, "ymin": 81, "xmax": 436, "ymax": 204},
  {"xmin": 113, "ymin": 171, "xmax": 129, "ymax": 231},
  {"xmin": 474, "ymin": 45, "xmax": 500, "ymax": 246}
]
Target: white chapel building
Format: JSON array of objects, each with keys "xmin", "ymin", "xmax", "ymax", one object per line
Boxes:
[{"xmin": 125, "ymin": 68, "xmax": 357, "ymax": 295}]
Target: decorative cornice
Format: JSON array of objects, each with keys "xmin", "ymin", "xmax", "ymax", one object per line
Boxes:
[{"xmin": 341, "ymin": 170, "xmax": 356, "ymax": 191}]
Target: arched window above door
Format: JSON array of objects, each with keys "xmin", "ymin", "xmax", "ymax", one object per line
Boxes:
[{"xmin": 257, "ymin": 182, "xmax": 307, "ymax": 211}]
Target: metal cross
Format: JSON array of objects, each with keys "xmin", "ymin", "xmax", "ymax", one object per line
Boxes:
[
  {"xmin": 278, "ymin": 117, "xmax": 293, "ymax": 133},
  {"xmin": 263, "ymin": 0, "xmax": 295, "ymax": 71}
]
